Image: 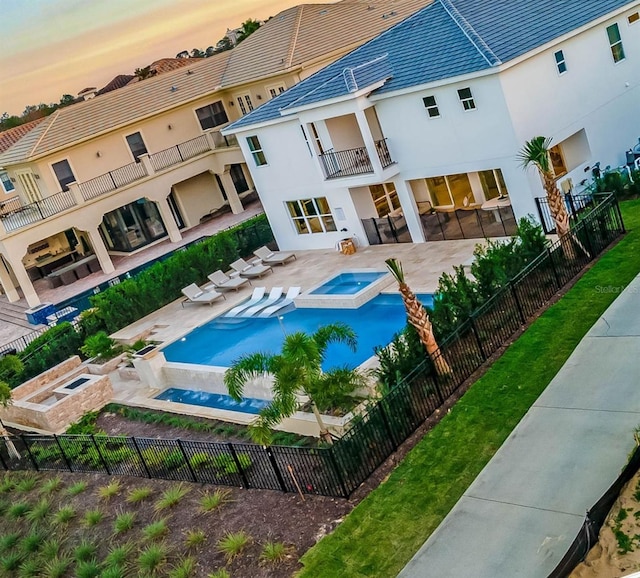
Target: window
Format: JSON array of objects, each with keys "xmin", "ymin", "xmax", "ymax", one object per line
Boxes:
[
  {"xmin": 309, "ymin": 123, "xmax": 324, "ymax": 155},
  {"xmin": 425, "ymin": 173, "xmax": 475, "ymax": 207},
  {"xmin": 0, "ymin": 172, "xmax": 15, "ymax": 193},
  {"xmin": 246, "ymin": 136, "xmax": 267, "ymax": 166},
  {"xmin": 479, "ymin": 169, "xmax": 509, "ymax": 200},
  {"xmin": 126, "ymin": 132, "xmax": 148, "ymax": 161},
  {"xmin": 549, "ymin": 144, "xmax": 568, "ymax": 177},
  {"xmin": 268, "ymin": 85, "xmax": 286, "ymax": 99},
  {"xmin": 554, "ymin": 50, "xmax": 567, "ymax": 74},
  {"xmin": 286, "ymin": 197, "xmax": 337, "ymax": 234},
  {"xmin": 629, "ymin": 12, "xmax": 639, "ymax": 24},
  {"xmin": 230, "ymin": 164, "xmax": 249, "ymax": 193},
  {"xmin": 606, "ymin": 23, "xmax": 625, "ymax": 62},
  {"xmin": 236, "ymin": 94, "xmax": 254, "ymax": 115},
  {"xmin": 195, "ymin": 101, "xmax": 229, "ymax": 129},
  {"xmin": 370, "ymin": 183, "xmax": 401, "ymax": 217},
  {"xmin": 422, "ymin": 95, "xmax": 440, "ymax": 118},
  {"xmin": 457, "ymin": 87, "xmax": 476, "ymax": 111},
  {"xmin": 51, "ymin": 160, "xmax": 76, "ymax": 191}
]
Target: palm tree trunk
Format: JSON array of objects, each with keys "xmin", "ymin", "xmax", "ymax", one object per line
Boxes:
[
  {"xmin": 543, "ymin": 173, "xmax": 582, "ymax": 259},
  {"xmin": 398, "ymin": 284, "xmax": 451, "ymax": 375},
  {"xmin": 310, "ymin": 402, "xmax": 333, "ymax": 445},
  {"xmin": 0, "ymin": 422, "xmax": 20, "ymax": 460}
]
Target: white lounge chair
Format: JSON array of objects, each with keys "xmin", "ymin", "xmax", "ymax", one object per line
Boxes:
[
  {"xmin": 204, "ymin": 270, "xmax": 251, "ymax": 292},
  {"xmin": 181, "ymin": 283, "xmax": 225, "ymax": 307},
  {"xmin": 257, "ymin": 287, "xmax": 301, "ymax": 318},
  {"xmin": 241, "ymin": 287, "xmax": 283, "ymax": 317},
  {"xmin": 254, "ymin": 246, "xmax": 297, "ymax": 266},
  {"xmin": 224, "ymin": 287, "xmax": 266, "ymax": 317},
  {"xmin": 230, "ymin": 258, "xmax": 273, "ymax": 279}
]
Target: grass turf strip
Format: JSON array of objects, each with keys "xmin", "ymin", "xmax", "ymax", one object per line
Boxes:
[{"xmin": 298, "ymin": 200, "xmax": 640, "ymax": 578}]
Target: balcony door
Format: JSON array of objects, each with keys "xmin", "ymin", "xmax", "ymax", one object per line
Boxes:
[
  {"xmin": 51, "ymin": 159, "xmax": 76, "ymax": 192},
  {"xmin": 15, "ymin": 170, "xmax": 42, "ymax": 204},
  {"xmin": 126, "ymin": 132, "xmax": 148, "ymax": 162}
]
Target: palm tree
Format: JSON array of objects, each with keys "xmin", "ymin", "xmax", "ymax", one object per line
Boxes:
[
  {"xmin": 224, "ymin": 323, "xmax": 368, "ymax": 445},
  {"xmin": 517, "ymin": 136, "xmax": 571, "ymax": 237},
  {"xmin": 385, "ymin": 258, "xmax": 451, "ymax": 376}
]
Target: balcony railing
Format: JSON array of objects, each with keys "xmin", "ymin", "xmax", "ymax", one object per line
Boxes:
[
  {"xmin": 0, "ymin": 191, "xmax": 76, "ymax": 232},
  {"xmin": 150, "ymin": 135, "xmax": 211, "ymax": 171},
  {"xmin": 80, "ymin": 161, "xmax": 148, "ymax": 201},
  {"xmin": 318, "ymin": 139, "xmax": 394, "ymax": 180}
]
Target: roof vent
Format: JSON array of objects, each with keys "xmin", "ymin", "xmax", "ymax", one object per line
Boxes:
[
  {"xmin": 170, "ymin": 86, "xmax": 178, "ymax": 92},
  {"xmin": 186, "ymin": 69, "xmax": 194, "ymax": 75},
  {"xmin": 319, "ymin": 9, "xmax": 328, "ymax": 14}
]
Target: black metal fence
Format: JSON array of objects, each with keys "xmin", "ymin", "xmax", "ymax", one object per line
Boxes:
[
  {"xmin": 150, "ymin": 135, "xmax": 211, "ymax": 171},
  {"xmin": 535, "ymin": 192, "xmax": 601, "ymax": 234},
  {"xmin": 80, "ymin": 162, "xmax": 148, "ymax": 201},
  {"xmin": 0, "ymin": 195, "xmax": 625, "ymax": 498},
  {"xmin": 0, "ymin": 191, "xmax": 77, "ymax": 232},
  {"xmin": 362, "ymin": 215, "xmax": 412, "ymax": 244}
]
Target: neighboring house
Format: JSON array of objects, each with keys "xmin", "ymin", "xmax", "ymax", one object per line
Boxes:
[
  {"xmin": 223, "ymin": 0, "xmax": 640, "ymax": 252},
  {"xmin": 0, "ymin": 0, "xmax": 431, "ymax": 307}
]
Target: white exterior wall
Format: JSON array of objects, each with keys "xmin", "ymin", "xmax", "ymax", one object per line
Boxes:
[{"xmin": 500, "ymin": 8, "xmax": 640, "ymax": 192}]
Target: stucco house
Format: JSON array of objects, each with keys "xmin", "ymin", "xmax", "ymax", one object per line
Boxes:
[
  {"xmin": 223, "ymin": 0, "xmax": 640, "ymax": 252},
  {"xmin": 0, "ymin": 0, "xmax": 430, "ymax": 307}
]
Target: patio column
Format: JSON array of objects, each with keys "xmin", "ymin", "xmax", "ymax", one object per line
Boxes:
[
  {"xmin": 218, "ymin": 170, "xmax": 244, "ymax": 214},
  {"xmin": 156, "ymin": 197, "xmax": 182, "ymax": 242},
  {"xmin": 86, "ymin": 228, "xmax": 115, "ymax": 274},
  {"xmin": 355, "ymin": 109, "xmax": 383, "ymax": 173},
  {"xmin": 6, "ymin": 257, "xmax": 39, "ymax": 307},
  {"xmin": 0, "ymin": 256, "xmax": 20, "ymax": 302},
  {"xmin": 393, "ymin": 178, "xmax": 425, "ymax": 243}
]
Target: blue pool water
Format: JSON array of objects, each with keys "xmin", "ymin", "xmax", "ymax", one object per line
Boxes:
[
  {"xmin": 155, "ymin": 388, "xmax": 270, "ymax": 414},
  {"xmin": 162, "ymin": 293, "xmax": 434, "ymax": 370},
  {"xmin": 310, "ymin": 272, "xmax": 387, "ymax": 295}
]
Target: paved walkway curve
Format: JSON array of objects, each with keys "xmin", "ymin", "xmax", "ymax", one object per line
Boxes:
[{"xmin": 399, "ymin": 274, "xmax": 640, "ymax": 578}]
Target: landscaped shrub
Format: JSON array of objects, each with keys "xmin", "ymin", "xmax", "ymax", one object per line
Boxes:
[
  {"xmin": 375, "ymin": 325, "xmax": 427, "ymax": 389},
  {"xmin": 16, "ymin": 322, "xmax": 83, "ymax": 384},
  {"xmin": 80, "ymin": 332, "xmax": 124, "ymax": 361}
]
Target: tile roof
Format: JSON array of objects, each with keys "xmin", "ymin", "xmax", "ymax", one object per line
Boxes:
[
  {"xmin": 0, "ymin": 0, "xmax": 431, "ymax": 165},
  {"xmin": 96, "ymin": 74, "xmax": 136, "ymax": 96},
  {"xmin": 228, "ymin": 0, "xmax": 633, "ymax": 130},
  {"xmin": 0, "ymin": 118, "xmax": 48, "ymax": 155}
]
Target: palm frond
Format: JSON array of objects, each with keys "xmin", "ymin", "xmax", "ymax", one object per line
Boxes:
[
  {"xmin": 223, "ymin": 352, "xmax": 275, "ymax": 401},
  {"xmin": 313, "ymin": 323, "xmax": 358, "ymax": 354},
  {"xmin": 385, "ymin": 258, "xmax": 404, "ymax": 284},
  {"xmin": 517, "ymin": 136, "xmax": 553, "ymax": 173}
]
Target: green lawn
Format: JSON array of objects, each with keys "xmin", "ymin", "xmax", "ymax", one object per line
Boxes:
[{"xmin": 298, "ymin": 199, "xmax": 640, "ymax": 578}]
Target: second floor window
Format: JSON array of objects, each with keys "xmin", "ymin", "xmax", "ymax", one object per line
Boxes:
[
  {"xmin": 51, "ymin": 159, "xmax": 76, "ymax": 191},
  {"xmin": 195, "ymin": 101, "xmax": 229, "ymax": 130},
  {"xmin": 247, "ymin": 136, "xmax": 267, "ymax": 166},
  {"xmin": 457, "ymin": 87, "xmax": 476, "ymax": 111},
  {"xmin": 126, "ymin": 132, "xmax": 148, "ymax": 162},
  {"xmin": 423, "ymin": 95, "xmax": 440, "ymax": 118},
  {"xmin": 237, "ymin": 95, "xmax": 254, "ymax": 115},
  {"xmin": 268, "ymin": 86, "xmax": 286, "ymax": 99},
  {"xmin": 554, "ymin": 50, "xmax": 567, "ymax": 74},
  {"xmin": 0, "ymin": 172, "xmax": 15, "ymax": 193},
  {"xmin": 606, "ymin": 23, "xmax": 625, "ymax": 63}
]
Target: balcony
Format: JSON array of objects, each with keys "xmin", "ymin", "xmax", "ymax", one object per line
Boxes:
[
  {"xmin": 0, "ymin": 192, "xmax": 76, "ymax": 233},
  {"xmin": 0, "ymin": 132, "xmax": 240, "ymax": 234},
  {"xmin": 318, "ymin": 139, "xmax": 394, "ymax": 180}
]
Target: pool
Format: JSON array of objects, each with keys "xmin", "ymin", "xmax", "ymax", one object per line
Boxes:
[
  {"xmin": 162, "ymin": 293, "xmax": 434, "ymax": 370},
  {"xmin": 310, "ymin": 272, "xmax": 387, "ymax": 295},
  {"xmin": 155, "ymin": 387, "xmax": 270, "ymax": 414}
]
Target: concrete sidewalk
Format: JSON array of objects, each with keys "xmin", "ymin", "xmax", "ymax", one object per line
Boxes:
[{"xmin": 399, "ymin": 275, "xmax": 640, "ymax": 577}]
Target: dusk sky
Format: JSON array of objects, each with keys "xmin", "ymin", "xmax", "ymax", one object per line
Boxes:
[{"xmin": 0, "ymin": 0, "xmax": 330, "ymax": 117}]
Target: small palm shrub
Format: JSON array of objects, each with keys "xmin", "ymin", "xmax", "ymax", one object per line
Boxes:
[
  {"xmin": 137, "ymin": 543, "xmax": 169, "ymax": 575},
  {"xmin": 98, "ymin": 480, "xmax": 121, "ymax": 499},
  {"xmin": 142, "ymin": 519, "xmax": 169, "ymax": 541},
  {"xmin": 67, "ymin": 481, "xmax": 88, "ymax": 496},
  {"xmin": 168, "ymin": 557, "xmax": 196, "ymax": 578},
  {"xmin": 207, "ymin": 569, "xmax": 231, "ymax": 578},
  {"xmin": 100, "ymin": 566, "xmax": 127, "ymax": 578},
  {"xmin": 14, "ymin": 475, "xmax": 38, "ymax": 492},
  {"xmin": 83, "ymin": 509, "xmax": 104, "ymax": 527},
  {"xmin": 41, "ymin": 555, "xmax": 72, "ymax": 578},
  {"xmin": 104, "ymin": 541, "xmax": 135, "ymax": 569},
  {"xmin": 218, "ymin": 531, "xmax": 251, "ymax": 561},
  {"xmin": 184, "ymin": 529, "xmax": 206, "ymax": 548},
  {"xmin": 81, "ymin": 331, "xmax": 124, "ymax": 361},
  {"xmin": 18, "ymin": 558, "xmax": 40, "ymax": 577},
  {"xmin": 260, "ymin": 541, "xmax": 291, "ymax": 564},
  {"xmin": 0, "ymin": 477, "xmax": 15, "ymax": 493},
  {"xmin": 40, "ymin": 537, "xmax": 64, "ymax": 559},
  {"xmin": 40, "ymin": 476, "xmax": 63, "ymax": 494},
  {"xmin": 0, "ymin": 551, "xmax": 23, "ymax": 572},
  {"xmin": 74, "ymin": 539, "xmax": 98, "ymax": 563},
  {"xmin": 53, "ymin": 505, "xmax": 76, "ymax": 525},
  {"xmin": 0, "ymin": 532, "xmax": 21, "ymax": 553},
  {"xmin": 155, "ymin": 483, "xmax": 189, "ymax": 511},
  {"xmin": 200, "ymin": 489, "xmax": 232, "ymax": 512},
  {"xmin": 126, "ymin": 486, "xmax": 153, "ymax": 503},
  {"xmin": 25, "ymin": 498, "xmax": 50, "ymax": 524},
  {"xmin": 7, "ymin": 502, "xmax": 30, "ymax": 519},
  {"xmin": 19, "ymin": 531, "xmax": 43, "ymax": 554},
  {"xmin": 75, "ymin": 558, "xmax": 101, "ymax": 578},
  {"xmin": 114, "ymin": 511, "xmax": 136, "ymax": 534}
]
